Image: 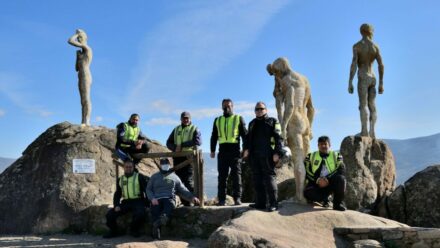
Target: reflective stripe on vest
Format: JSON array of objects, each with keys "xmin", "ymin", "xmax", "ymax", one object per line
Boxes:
[
  {"xmin": 173, "ymin": 124, "xmax": 197, "ymax": 151},
  {"xmin": 216, "ymin": 115, "xmax": 240, "ymax": 144},
  {"xmin": 271, "ymin": 121, "xmax": 282, "ymax": 149},
  {"xmin": 119, "ymin": 172, "xmax": 141, "ymax": 200},
  {"xmin": 120, "ymin": 123, "xmax": 140, "ymax": 148},
  {"xmin": 307, "ymin": 151, "xmax": 339, "ymax": 175}
]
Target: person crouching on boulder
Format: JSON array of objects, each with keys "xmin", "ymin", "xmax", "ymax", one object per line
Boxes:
[
  {"xmin": 303, "ymin": 136, "xmax": 347, "ymax": 211},
  {"xmin": 104, "ymin": 160, "xmax": 148, "ymax": 238},
  {"xmin": 146, "ymin": 158, "xmax": 200, "ymax": 240}
]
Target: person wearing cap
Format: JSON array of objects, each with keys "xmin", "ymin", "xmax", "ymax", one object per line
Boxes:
[
  {"xmin": 166, "ymin": 111, "xmax": 202, "ymax": 206},
  {"xmin": 243, "ymin": 101, "xmax": 283, "ymax": 212},
  {"xmin": 104, "ymin": 160, "xmax": 148, "ymax": 238},
  {"xmin": 115, "ymin": 113, "xmax": 150, "ymax": 165},
  {"xmin": 210, "ymin": 99, "xmax": 247, "ymax": 206},
  {"xmin": 146, "ymin": 158, "xmax": 200, "ymax": 239},
  {"xmin": 303, "ymin": 136, "xmax": 347, "ymax": 211}
]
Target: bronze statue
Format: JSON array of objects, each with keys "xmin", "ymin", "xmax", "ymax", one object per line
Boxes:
[
  {"xmin": 349, "ymin": 24, "xmax": 384, "ymax": 138},
  {"xmin": 68, "ymin": 29, "xmax": 93, "ymax": 126}
]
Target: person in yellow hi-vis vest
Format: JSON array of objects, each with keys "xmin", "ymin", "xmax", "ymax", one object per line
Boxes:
[
  {"xmin": 166, "ymin": 111, "xmax": 202, "ymax": 206},
  {"xmin": 210, "ymin": 99, "xmax": 247, "ymax": 206},
  {"xmin": 303, "ymin": 136, "xmax": 347, "ymax": 211},
  {"xmin": 115, "ymin": 113, "xmax": 149, "ymax": 166},
  {"xmin": 104, "ymin": 160, "xmax": 148, "ymax": 238}
]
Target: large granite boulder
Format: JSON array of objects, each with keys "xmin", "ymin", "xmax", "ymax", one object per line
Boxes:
[
  {"xmin": 0, "ymin": 122, "xmax": 167, "ymax": 234},
  {"xmin": 377, "ymin": 165, "xmax": 440, "ymax": 228},
  {"xmin": 207, "ymin": 201, "xmax": 407, "ymax": 248},
  {"xmin": 340, "ymin": 136, "xmax": 396, "ymax": 210}
]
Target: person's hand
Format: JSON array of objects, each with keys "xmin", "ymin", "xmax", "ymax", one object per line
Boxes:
[
  {"xmin": 243, "ymin": 149, "xmax": 249, "ymax": 159},
  {"xmin": 135, "ymin": 140, "xmax": 143, "ymax": 149},
  {"xmin": 151, "ymin": 199, "xmax": 159, "ymax": 206},
  {"xmin": 378, "ymin": 84, "xmax": 384, "ymax": 94},
  {"xmin": 348, "ymin": 84, "xmax": 354, "ymax": 94},
  {"xmin": 317, "ymin": 177, "xmax": 329, "ymax": 188},
  {"xmin": 210, "ymin": 152, "xmax": 215, "ymax": 159},
  {"xmin": 175, "ymin": 145, "xmax": 182, "ymax": 152},
  {"xmin": 192, "ymin": 197, "xmax": 200, "ymax": 205},
  {"xmin": 114, "ymin": 206, "xmax": 121, "ymax": 212},
  {"xmin": 273, "ymin": 154, "xmax": 280, "ymax": 163}
]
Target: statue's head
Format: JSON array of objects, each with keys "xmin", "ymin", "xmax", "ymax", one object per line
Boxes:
[
  {"xmin": 76, "ymin": 29, "xmax": 88, "ymax": 43},
  {"xmin": 270, "ymin": 57, "xmax": 292, "ymax": 76},
  {"xmin": 360, "ymin": 23, "xmax": 374, "ymax": 39}
]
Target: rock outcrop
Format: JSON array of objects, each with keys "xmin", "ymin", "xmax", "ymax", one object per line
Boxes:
[
  {"xmin": 0, "ymin": 122, "xmax": 167, "ymax": 234},
  {"xmin": 377, "ymin": 165, "xmax": 440, "ymax": 228},
  {"xmin": 340, "ymin": 136, "xmax": 396, "ymax": 211},
  {"xmin": 207, "ymin": 201, "xmax": 407, "ymax": 248}
]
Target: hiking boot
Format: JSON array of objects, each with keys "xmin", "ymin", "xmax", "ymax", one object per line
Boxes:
[
  {"xmin": 322, "ymin": 200, "xmax": 330, "ymax": 208},
  {"xmin": 217, "ymin": 200, "xmax": 226, "ymax": 206},
  {"xmin": 249, "ymin": 203, "xmax": 266, "ymax": 210},
  {"xmin": 234, "ymin": 198, "xmax": 242, "ymax": 206},
  {"xmin": 267, "ymin": 204, "xmax": 278, "ymax": 212},
  {"xmin": 333, "ymin": 203, "xmax": 346, "ymax": 211}
]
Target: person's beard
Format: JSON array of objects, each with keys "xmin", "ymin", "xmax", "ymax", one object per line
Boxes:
[
  {"xmin": 124, "ymin": 171, "xmax": 134, "ymax": 177},
  {"xmin": 223, "ymin": 107, "xmax": 232, "ymax": 116}
]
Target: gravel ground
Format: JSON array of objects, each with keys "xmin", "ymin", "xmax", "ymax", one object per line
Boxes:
[{"xmin": 0, "ymin": 235, "xmax": 207, "ymax": 248}]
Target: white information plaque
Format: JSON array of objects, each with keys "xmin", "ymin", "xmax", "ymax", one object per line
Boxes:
[{"xmin": 73, "ymin": 159, "xmax": 96, "ymax": 174}]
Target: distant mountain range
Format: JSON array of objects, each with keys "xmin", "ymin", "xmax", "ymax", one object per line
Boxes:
[
  {"xmin": 0, "ymin": 157, "xmax": 15, "ymax": 173},
  {"xmin": 384, "ymin": 133, "xmax": 440, "ymax": 184}
]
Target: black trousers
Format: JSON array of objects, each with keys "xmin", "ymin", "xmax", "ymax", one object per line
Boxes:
[
  {"xmin": 249, "ymin": 153, "xmax": 277, "ymax": 207},
  {"xmin": 106, "ymin": 199, "xmax": 147, "ymax": 233},
  {"xmin": 118, "ymin": 143, "xmax": 149, "ymax": 165},
  {"xmin": 303, "ymin": 174, "xmax": 346, "ymax": 205},
  {"xmin": 173, "ymin": 156, "xmax": 194, "ymax": 206},
  {"xmin": 217, "ymin": 151, "xmax": 242, "ymax": 202}
]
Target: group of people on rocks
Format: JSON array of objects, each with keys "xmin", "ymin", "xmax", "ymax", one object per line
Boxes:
[{"xmin": 104, "ymin": 99, "xmax": 347, "ymax": 239}]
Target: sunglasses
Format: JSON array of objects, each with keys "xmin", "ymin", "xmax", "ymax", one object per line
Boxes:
[{"xmin": 255, "ymin": 107, "xmax": 266, "ymax": 111}]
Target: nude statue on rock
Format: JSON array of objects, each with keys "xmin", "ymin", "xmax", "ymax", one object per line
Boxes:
[
  {"xmin": 68, "ymin": 29, "xmax": 93, "ymax": 126},
  {"xmin": 267, "ymin": 57, "xmax": 315, "ymax": 202},
  {"xmin": 349, "ymin": 23, "xmax": 384, "ymax": 138}
]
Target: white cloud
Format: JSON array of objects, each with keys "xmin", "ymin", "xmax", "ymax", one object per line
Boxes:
[
  {"xmin": 95, "ymin": 116, "xmax": 103, "ymax": 122},
  {"xmin": 0, "ymin": 109, "xmax": 5, "ymax": 117},
  {"xmin": 0, "ymin": 72, "xmax": 53, "ymax": 117},
  {"xmin": 121, "ymin": 0, "xmax": 291, "ymax": 115},
  {"xmin": 146, "ymin": 117, "xmax": 180, "ymax": 126}
]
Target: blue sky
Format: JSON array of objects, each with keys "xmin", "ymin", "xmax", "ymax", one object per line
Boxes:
[{"xmin": 0, "ymin": 0, "xmax": 439, "ymax": 159}]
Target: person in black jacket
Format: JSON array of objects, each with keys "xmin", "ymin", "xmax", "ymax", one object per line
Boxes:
[
  {"xmin": 303, "ymin": 136, "xmax": 346, "ymax": 211},
  {"xmin": 104, "ymin": 160, "xmax": 148, "ymax": 238},
  {"xmin": 210, "ymin": 99, "xmax": 247, "ymax": 206},
  {"xmin": 115, "ymin": 114, "xmax": 149, "ymax": 165},
  {"xmin": 243, "ymin": 101, "xmax": 283, "ymax": 212}
]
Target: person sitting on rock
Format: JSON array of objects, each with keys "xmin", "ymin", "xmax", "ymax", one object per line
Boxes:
[
  {"xmin": 104, "ymin": 160, "xmax": 148, "ymax": 238},
  {"xmin": 146, "ymin": 158, "xmax": 200, "ymax": 239},
  {"xmin": 115, "ymin": 113, "xmax": 150, "ymax": 166},
  {"xmin": 303, "ymin": 136, "xmax": 347, "ymax": 211}
]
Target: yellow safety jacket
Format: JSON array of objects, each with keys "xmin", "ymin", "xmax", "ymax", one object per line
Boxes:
[
  {"xmin": 216, "ymin": 115, "xmax": 241, "ymax": 144},
  {"xmin": 119, "ymin": 172, "xmax": 141, "ymax": 200},
  {"xmin": 305, "ymin": 151, "xmax": 342, "ymax": 184},
  {"xmin": 173, "ymin": 124, "xmax": 197, "ymax": 151},
  {"xmin": 120, "ymin": 122, "xmax": 140, "ymax": 148}
]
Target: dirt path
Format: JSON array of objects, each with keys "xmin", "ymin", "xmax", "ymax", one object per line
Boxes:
[{"xmin": 0, "ymin": 235, "xmax": 207, "ymax": 248}]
